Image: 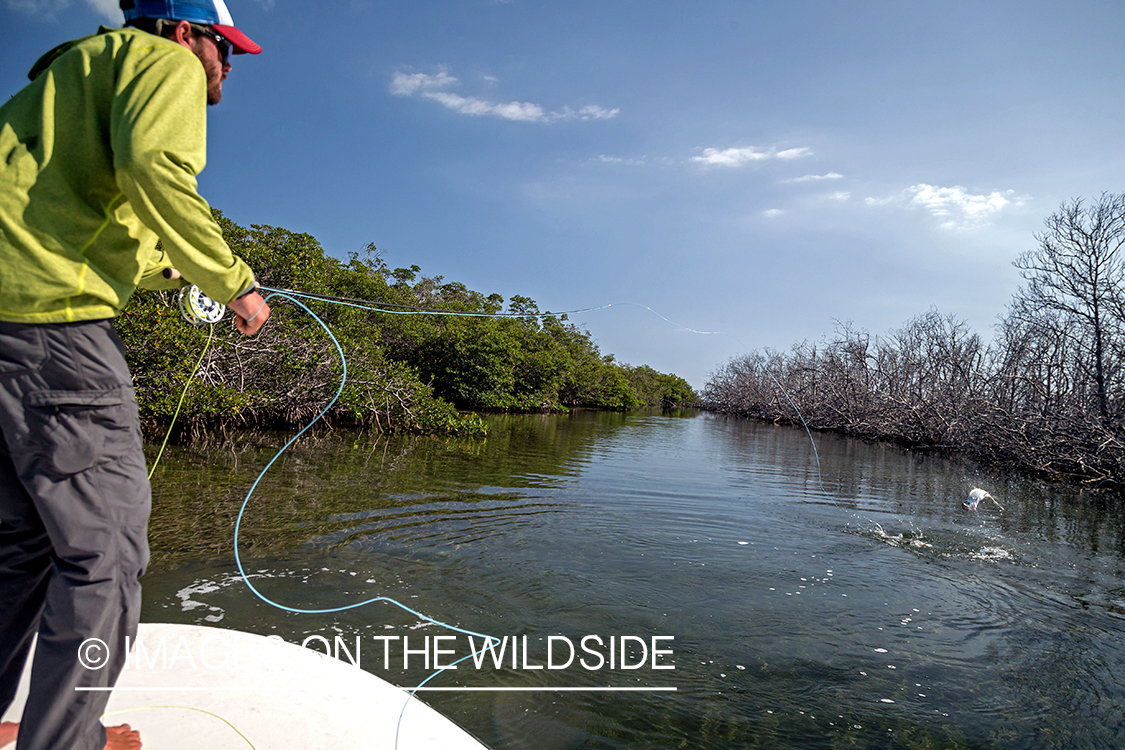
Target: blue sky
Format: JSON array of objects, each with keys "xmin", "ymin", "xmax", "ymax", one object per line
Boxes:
[{"xmin": 5, "ymin": 1, "xmax": 1125, "ymax": 387}]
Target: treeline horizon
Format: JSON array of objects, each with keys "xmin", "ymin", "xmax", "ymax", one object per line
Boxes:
[
  {"xmin": 118, "ymin": 211, "xmax": 695, "ymax": 437},
  {"xmin": 703, "ymin": 192, "xmax": 1125, "ymax": 491}
]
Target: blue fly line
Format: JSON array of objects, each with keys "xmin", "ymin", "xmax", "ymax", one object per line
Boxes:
[
  {"xmin": 152, "ymin": 285, "xmax": 831, "ymax": 747},
  {"xmin": 232, "ymin": 290, "xmax": 501, "ymax": 747}
]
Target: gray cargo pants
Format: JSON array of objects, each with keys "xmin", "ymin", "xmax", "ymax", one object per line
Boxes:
[{"xmin": 0, "ymin": 320, "xmax": 150, "ymax": 750}]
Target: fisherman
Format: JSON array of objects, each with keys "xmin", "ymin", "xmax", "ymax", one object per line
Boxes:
[{"xmin": 0, "ymin": 1, "xmax": 270, "ymax": 747}]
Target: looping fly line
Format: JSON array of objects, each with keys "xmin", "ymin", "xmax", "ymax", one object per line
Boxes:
[{"xmin": 152, "ymin": 283, "xmax": 831, "ymax": 748}]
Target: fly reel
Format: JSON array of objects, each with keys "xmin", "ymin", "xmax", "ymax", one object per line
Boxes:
[{"xmin": 177, "ymin": 284, "xmax": 226, "ymax": 325}]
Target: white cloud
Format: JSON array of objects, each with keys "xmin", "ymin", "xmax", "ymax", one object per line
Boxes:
[
  {"xmin": 390, "ymin": 70, "xmax": 458, "ymax": 97},
  {"xmin": 776, "ymin": 147, "xmax": 811, "ymax": 160},
  {"xmin": 763, "ymin": 209, "xmax": 785, "ymax": 218},
  {"xmin": 692, "ymin": 145, "xmax": 812, "ymax": 167},
  {"xmin": 6, "ymin": 0, "xmax": 120, "ymax": 21},
  {"xmin": 787, "ymin": 172, "xmax": 845, "ymax": 183},
  {"xmin": 692, "ymin": 147, "xmax": 770, "ymax": 167},
  {"xmin": 575, "ymin": 105, "xmax": 620, "ymax": 120},
  {"xmin": 830, "ymin": 191, "xmax": 851, "ymax": 201},
  {"xmin": 866, "ymin": 183, "xmax": 1024, "ymax": 229},
  {"xmin": 5, "ymin": 0, "xmax": 69, "ymax": 16},
  {"xmin": 906, "ymin": 184, "xmax": 1012, "ymax": 220},
  {"xmin": 391, "ymin": 68, "xmax": 618, "ymax": 124},
  {"xmin": 429, "ymin": 91, "xmax": 545, "ymax": 121},
  {"xmin": 84, "ymin": 0, "xmax": 121, "ymax": 22},
  {"xmin": 596, "ymin": 155, "xmax": 645, "ymax": 166}
]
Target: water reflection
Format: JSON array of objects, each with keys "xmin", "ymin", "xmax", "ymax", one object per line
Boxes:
[{"xmin": 142, "ymin": 410, "xmax": 1125, "ymax": 749}]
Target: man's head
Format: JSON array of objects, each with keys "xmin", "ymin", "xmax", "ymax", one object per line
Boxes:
[{"xmin": 120, "ymin": 0, "xmax": 260, "ymax": 105}]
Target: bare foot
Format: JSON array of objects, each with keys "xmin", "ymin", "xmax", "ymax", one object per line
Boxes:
[
  {"xmin": 105, "ymin": 723, "xmax": 141, "ymax": 750},
  {"xmin": 0, "ymin": 722, "xmax": 17, "ymax": 749},
  {"xmin": 0, "ymin": 721, "xmax": 140, "ymax": 750}
]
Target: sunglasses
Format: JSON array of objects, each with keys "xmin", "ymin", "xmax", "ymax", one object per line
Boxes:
[{"xmin": 190, "ymin": 24, "xmax": 232, "ymax": 64}]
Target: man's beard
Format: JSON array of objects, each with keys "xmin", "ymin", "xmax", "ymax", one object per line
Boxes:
[
  {"xmin": 203, "ymin": 57, "xmax": 223, "ymax": 105},
  {"xmin": 192, "ymin": 40, "xmax": 225, "ymax": 105}
]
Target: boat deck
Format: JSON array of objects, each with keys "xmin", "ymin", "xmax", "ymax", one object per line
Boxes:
[{"xmin": 2, "ymin": 622, "xmax": 488, "ymax": 750}]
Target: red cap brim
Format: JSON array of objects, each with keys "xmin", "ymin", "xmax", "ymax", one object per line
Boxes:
[{"xmin": 213, "ymin": 24, "xmax": 261, "ymax": 55}]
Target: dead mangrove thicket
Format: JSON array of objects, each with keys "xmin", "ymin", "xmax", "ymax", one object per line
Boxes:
[{"xmin": 703, "ymin": 193, "xmax": 1125, "ymax": 489}]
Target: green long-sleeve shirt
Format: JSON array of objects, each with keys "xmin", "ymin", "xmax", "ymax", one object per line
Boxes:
[{"xmin": 0, "ymin": 26, "xmax": 255, "ymax": 324}]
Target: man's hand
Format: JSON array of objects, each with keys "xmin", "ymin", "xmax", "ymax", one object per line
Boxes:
[{"xmin": 227, "ymin": 291, "xmax": 270, "ymax": 336}]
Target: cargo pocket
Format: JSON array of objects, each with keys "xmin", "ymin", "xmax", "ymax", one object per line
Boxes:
[{"xmin": 25, "ymin": 387, "xmax": 139, "ymax": 479}]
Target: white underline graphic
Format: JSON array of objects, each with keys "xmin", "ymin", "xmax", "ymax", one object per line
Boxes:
[
  {"xmin": 76, "ymin": 687, "xmax": 320, "ymax": 692},
  {"xmin": 77, "ymin": 686, "xmax": 677, "ymax": 692},
  {"xmin": 404, "ymin": 687, "xmax": 677, "ymax": 692}
]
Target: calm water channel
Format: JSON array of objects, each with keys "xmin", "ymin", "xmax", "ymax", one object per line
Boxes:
[{"xmin": 141, "ymin": 409, "xmax": 1125, "ymax": 749}]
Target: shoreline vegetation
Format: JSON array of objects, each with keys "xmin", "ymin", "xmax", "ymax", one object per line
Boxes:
[
  {"xmin": 703, "ymin": 194, "xmax": 1125, "ymax": 493},
  {"xmin": 123, "ymin": 194, "xmax": 1125, "ymax": 495},
  {"xmin": 119, "ymin": 210, "xmax": 695, "ymax": 440}
]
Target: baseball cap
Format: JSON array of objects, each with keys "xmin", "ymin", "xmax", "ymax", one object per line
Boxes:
[{"xmin": 120, "ymin": 0, "xmax": 262, "ymax": 55}]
